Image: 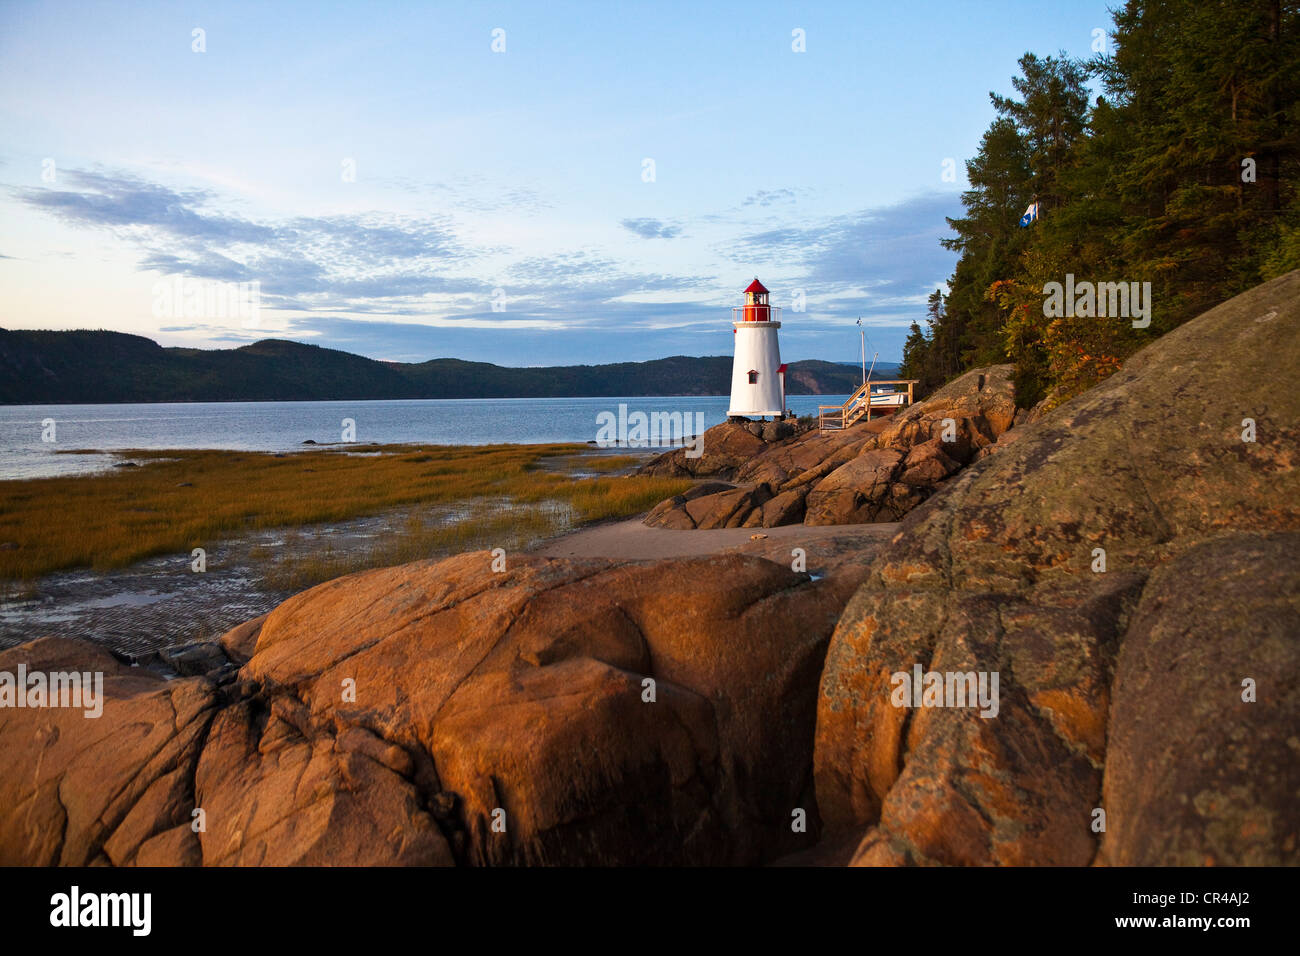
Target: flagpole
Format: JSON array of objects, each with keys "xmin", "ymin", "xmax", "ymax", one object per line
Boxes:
[{"xmin": 858, "ymin": 317, "xmax": 866, "ymax": 386}]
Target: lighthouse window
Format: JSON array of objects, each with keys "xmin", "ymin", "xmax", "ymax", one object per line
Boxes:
[{"xmin": 747, "ymin": 370, "xmax": 759, "ymax": 384}]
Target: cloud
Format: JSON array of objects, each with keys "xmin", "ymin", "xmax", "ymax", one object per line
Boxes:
[
  {"xmin": 20, "ymin": 170, "xmax": 713, "ymax": 325},
  {"xmin": 380, "ymin": 174, "xmax": 554, "ymax": 215},
  {"xmin": 499, "ymin": 251, "xmax": 714, "ymax": 320},
  {"xmin": 16, "ymin": 168, "xmax": 956, "ymax": 365},
  {"xmin": 22, "ymin": 170, "xmax": 276, "ymax": 243},
  {"xmin": 506, "ymin": 250, "xmax": 619, "ymax": 283},
  {"xmin": 619, "ymin": 218, "xmax": 682, "ymax": 239},
  {"xmin": 742, "ymin": 188, "xmax": 798, "ymax": 207},
  {"xmin": 19, "ymin": 168, "xmax": 484, "ymax": 306},
  {"xmin": 729, "ymin": 192, "xmax": 961, "ymax": 313},
  {"xmin": 139, "ymin": 249, "xmax": 256, "ymax": 283}
]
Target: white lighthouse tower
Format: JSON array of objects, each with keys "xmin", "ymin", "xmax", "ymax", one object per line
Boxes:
[{"xmin": 727, "ymin": 277, "xmax": 786, "ymax": 418}]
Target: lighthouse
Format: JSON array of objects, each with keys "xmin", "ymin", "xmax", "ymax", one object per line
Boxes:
[{"xmin": 727, "ymin": 277, "xmax": 786, "ymax": 418}]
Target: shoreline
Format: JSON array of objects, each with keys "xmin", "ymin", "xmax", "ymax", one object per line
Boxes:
[
  {"xmin": 1, "ymin": 493, "xmax": 900, "ymax": 658},
  {"xmin": 0, "ymin": 393, "xmax": 849, "ymax": 482},
  {"xmin": 1, "ymin": 439, "xmax": 655, "ymax": 483},
  {"xmin": 3, "ymin": 439, "xmax": 902, "ymax": 657},
  {"xmin": 0, "ymin": 442, "xmax": 676, "ymax": 652}
]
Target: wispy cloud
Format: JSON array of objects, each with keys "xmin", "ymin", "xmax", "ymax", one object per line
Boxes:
[
  {"xmin": 23, "ymin": 170, "xmax": 275, "ymax": 243},
  {"xmin": 15, "ymin": 168, "xmax": 958, "ymax": 362},
  {"xmin": 620, "ymin": 218, "xmax": 683, "ymax": 239},
  {"xmin": 380, "ymin": 174, "xmax": 554, "ymax": 216},
  {"xmin": 729, "ymin": 192, "xmax": 961, "ymax": 310},
  {"xmin": 741, "ymin": 188, "xmax": 799, "ymax": 207},
  {"xmin": 19, "ymin": 169, "xmax": 485, "ymax": 309}
]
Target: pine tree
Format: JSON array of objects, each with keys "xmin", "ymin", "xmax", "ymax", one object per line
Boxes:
[
  {"xmin": 989, "ymin": 53, "xmax": 1091, "ymax": 217},
  {"xmin": 899, "ymin": 321, "xmax": 931, "ymax": 393},
  {"xmin": 925, "ymin": 0, "xmax": 1300, "ymax": 408}
]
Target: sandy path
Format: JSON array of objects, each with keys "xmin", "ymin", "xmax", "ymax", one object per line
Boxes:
[{"xmin": 535, "ymin": 517, "xmax": 900, "ymax": 566}]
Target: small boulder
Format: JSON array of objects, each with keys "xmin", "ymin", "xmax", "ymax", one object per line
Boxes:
[
  {"xmin": 643, "ymin": 481, "xmax": 736, "ymax": 529},
  {"xmin": 163, "ymin": 641, "xmax": 228, "ymax": 677},
  {"xmin": 760, "ymin": 420, "xmax": 797, "ymax": 443},
  {"xmin": 638, "ymin": 422, "xmax": 767, "ymax": 480},
  {"xmin": 804, "ymin": 449, "xmax": 903, "ymax": 525},
  {"xmin": 217, "ymin": 613, "xmax": 268, "ymax": 666}
]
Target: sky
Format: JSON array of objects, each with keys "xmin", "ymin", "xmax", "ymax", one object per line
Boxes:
[{"xmin": 0, "ymin": 0, "xmax": 1117, "ymax": 367}]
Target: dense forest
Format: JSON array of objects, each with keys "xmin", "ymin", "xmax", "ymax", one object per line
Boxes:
[
  {"xmin": 902, "ymin": 0, "xmax": 1300, "ymax": 407},
  {"xmin": 0, "ymin": 329, "xmax": 884, "ymax": 404}
]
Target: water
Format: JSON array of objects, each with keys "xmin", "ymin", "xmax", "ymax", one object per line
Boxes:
[{"xmin": 0, "ymin": 395, "xmax": 851, "ymax": 480}]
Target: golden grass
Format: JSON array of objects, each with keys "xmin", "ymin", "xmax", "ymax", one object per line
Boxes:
[
  {"xmin": 254, "ymin": 503, "xmax": 574, "ymax": 592},
  {"xmin": 558, "ymin": 453, "xmax": 645, "ymax": 473},
  {"xmin": 0, "ymin": 444, "xmax": 692, "ymax": 580}
]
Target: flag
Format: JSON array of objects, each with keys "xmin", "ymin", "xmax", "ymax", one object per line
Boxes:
[{"xmin": 1018, "ymin": 202, "xmax": 1040, "ymax": 227}]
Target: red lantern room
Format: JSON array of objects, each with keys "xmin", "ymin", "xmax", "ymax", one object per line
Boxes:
[
  {"xmin": 735, "ymin": 277, "xmax": 774, "ymax": 322},
  {"xmin": 728, "ymin": 277, "xmax": 784, "ymax": 417}
]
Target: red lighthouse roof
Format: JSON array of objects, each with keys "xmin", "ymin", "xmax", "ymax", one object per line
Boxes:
[{"xmin": 744, "ymin": 277, "xmax": 768, "ymax": 294}]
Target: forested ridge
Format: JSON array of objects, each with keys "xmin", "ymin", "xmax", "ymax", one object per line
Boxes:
[
  {"xmin": 0, "ymin": 329, "xmax": 885, "ymax": 403},
  {"xmin": 902, "ymin": 0, "xmax": 1300, "ymax": 407}
]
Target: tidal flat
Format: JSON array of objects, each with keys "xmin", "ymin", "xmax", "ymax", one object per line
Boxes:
[{"xmin": 0, "ymin": 443, "xmax": 685, "ymax": 653}]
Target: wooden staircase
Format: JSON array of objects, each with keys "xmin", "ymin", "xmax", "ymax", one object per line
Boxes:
[{"xmin": 818, "ymin": 379, "xmax": 918, "ymax": 430}]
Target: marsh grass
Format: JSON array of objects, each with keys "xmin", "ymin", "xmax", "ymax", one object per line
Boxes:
[
  {"xmin": 256, "ymin": 501, "xmax": 572, "ymax": 592},
  {"xmin": 541, "ymin": 453, "xmax": 645, "ymax": 474},
  {"xmin": 579, "ymin": 454, "xmax": 643, "ymax": 472},
  {"xmin": 0, "ymin": 444, "xmax": 692, "ymax": 580}
]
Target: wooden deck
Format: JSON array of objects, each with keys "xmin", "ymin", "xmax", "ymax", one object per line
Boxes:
[{"xmin": 818, "ymin": 379, "xmax": 919, "ymax": 430}]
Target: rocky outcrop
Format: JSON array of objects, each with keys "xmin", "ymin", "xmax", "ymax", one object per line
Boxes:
[
  {"xmin": 636, "ymin": 421, "xmax": 771, "ymax": 480},
  {"xmin": 218, "ymin": 612, "xmax": 266, "ymax": 666},
  {"xmin": 641, "ymin": 481, "xmax": 737, "ymax": 529},
  {"xmin": 637, "ymin": 418, "xmax": 819, "ymax": 482},
  {"xmin": 815, "ymin": 270, "xmax": 1300, "ymax": 866},
  {"xmin": 0, "ymin": 638, "xmax": 216, "ymax": 866},
  {"xmin": 0, "ymin": 553, "xmax": 859, "ymax": 866},
  {"xmin": 1, "ymin": 274, "xmax": 1295, "ymax": 869},
  {"xmin": 1098, "ymin": 532, "xmax": 1300, "ymax": 865},
  {"xmin": 735, "ymin": 421, "xmax": 884, "ymax": 487},
  {"xmin": 872, "ymin": 363, "xmax": 1016, "ymax": 458},
  {"xmin": 644, "ymin": 365, "xmax": 1019, "ymax": 529},
  {"xmin": 804, "ymin": 449, "xmax": 915, "ymax": 525}
]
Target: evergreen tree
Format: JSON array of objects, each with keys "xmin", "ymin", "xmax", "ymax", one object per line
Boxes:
[
  {"xmin": 989, "ymin": 53, "xmax": 1091, "ymax": 216},
  {"xmin": 941, "ymin": 118, "xmax": 1034, "ymax": 369},
  {"xmin": 918, "ymin": 0, "xmax": 1300, "ymax": 409},
  {"xmin": 899, "ymin": 320, "xmax": 931, "ymax": 393}
]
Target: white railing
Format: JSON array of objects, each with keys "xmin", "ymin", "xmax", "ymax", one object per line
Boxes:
[{"xmin": 818, "ymin": 379, "xmax": 918, "ymax": 430}]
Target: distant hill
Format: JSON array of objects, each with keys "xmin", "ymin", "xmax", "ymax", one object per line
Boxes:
[{"xmin": 0, "ymin": 329, "xmax": 898, "ymax": 403}]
